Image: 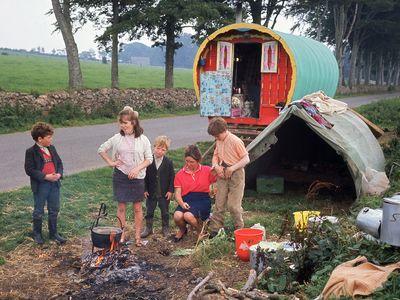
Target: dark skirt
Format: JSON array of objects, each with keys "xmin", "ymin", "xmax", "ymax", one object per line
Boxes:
[
  {"xmin": 175, "ymin": 192, "xmax": 211, "ymax": 221},
  {"xmin": 112, "ymin": 168, "xmax": 144, "ymax": 203}
]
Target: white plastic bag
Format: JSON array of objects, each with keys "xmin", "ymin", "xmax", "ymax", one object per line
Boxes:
[{"xmin": 361, "ymin": 167, "xmax": 390, "ymax": 196}]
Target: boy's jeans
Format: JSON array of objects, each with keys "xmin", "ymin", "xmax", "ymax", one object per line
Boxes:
[
  {"xmin": 33, "ymin": 181, "xmax": 60, "ymax": 220},
  {"xmin": 210, "ymin": 168, "xmax": 245, "ymax": 231}
]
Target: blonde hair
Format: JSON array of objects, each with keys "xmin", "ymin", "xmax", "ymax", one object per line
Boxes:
[{"xmin": 154, "ymin": 135, "xmax": 171, "ymax": 150}]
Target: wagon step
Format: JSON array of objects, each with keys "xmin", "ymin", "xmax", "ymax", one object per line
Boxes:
[{"xmin": 228, "ymin": 125, "xmax": 266, "ymax": 146}]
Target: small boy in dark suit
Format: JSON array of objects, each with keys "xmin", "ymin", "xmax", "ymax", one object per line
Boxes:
[
  {"xmin": 141, "ymin": 136, "xmax": 175, "ymax": 237},
  {"xmin": 24, "ymin": 122, "xmax": 67, "ymax": 245}
]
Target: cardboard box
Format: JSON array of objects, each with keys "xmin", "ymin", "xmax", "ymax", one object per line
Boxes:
[{"xmin": 256, "ymin": 175, "xmax": 284, "ymax": 194}]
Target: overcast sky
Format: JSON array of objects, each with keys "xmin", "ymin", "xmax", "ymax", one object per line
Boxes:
[{"xmin": 0, "ymin": 0, "xmax": 295, "ymax": 53}]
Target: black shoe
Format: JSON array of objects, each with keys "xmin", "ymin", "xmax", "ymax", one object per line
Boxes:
[
  {"xmin": 162, "ymin": 226, "xmax": 170, "ymax": 237},
  {"xmin": 173, "ymin": 228, "xmax": 187, "ymax": 243},
  {"xmin": 48, "ymin": 216, "xmax": 67, "ymax": 244},
  {"xmin": 49, "ymin": 233, "xmax": 67, "ymax": 244},
  {"xmin": 33, "ymin": 219, "xmax": 44, "ymax": 245},
  {"xmin": 34, "ymin": 233, "xmax": 44, "ymax": 245}
]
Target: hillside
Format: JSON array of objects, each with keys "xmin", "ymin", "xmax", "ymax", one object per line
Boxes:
[
  {"xmin": 119, "ymin": 34, "xmax": 198, "ymax": 68},
  {"xmin": 0, "ymin": 53, "xmax": 194, "ymax": 94}
]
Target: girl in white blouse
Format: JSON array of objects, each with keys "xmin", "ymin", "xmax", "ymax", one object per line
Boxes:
[{"xmin": 98, "ymin": 106, "xmax": 153, "ymax": 247}]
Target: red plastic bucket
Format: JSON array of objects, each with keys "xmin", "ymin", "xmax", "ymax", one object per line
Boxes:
[{"xmin": 234, "ymin": 228, "xmax": 264, "ymax": 261}]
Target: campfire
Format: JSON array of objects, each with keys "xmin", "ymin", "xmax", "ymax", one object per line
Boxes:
[
  {"xmin": 80, "ymin": 232, "xmax": 143, "ymax": 287},
  {"xmin": 82, "ymin": 232, "xmax": 130, "ymax": 270}
]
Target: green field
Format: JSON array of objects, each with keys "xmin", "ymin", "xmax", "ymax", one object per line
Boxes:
[{"xmin": 0, "ymin": 53, "xmax": 194, "ymax": 93}]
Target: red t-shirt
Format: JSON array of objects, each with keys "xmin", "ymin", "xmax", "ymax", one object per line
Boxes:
[
  {"xmin": 40, "ymin": 149, "xmax": 56, "ymax": 175},
  {"xmin": 174, "ymin": 164, "xmax": 216, "ymax": 197}
]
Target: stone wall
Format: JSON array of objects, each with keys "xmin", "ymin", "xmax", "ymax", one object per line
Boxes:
[{"xmin": 0, "ymin": 88, "xmax": 198, "ymax": 114}]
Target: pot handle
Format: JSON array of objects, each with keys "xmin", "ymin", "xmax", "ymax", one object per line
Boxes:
[
  {"xmin": 90, "ymin": 203, "xmax": 108, "ymax": 230},
  {"xmin": 116, "ymin": 216, "xmax": 124, "ymax": 230}
]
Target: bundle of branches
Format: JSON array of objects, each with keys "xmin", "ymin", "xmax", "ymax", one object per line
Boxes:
[{"xmin": 187, "ymin": 269, "xmax": 298, "ymax": 300}]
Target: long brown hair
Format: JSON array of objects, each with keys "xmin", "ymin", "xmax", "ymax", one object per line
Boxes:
[{"xmin": 118, "ymin": 106, "xmax": 143, "ymax": 137}]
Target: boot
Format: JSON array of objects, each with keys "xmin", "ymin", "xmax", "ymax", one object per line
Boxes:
[
  {"xmin": 140, "ymin": 218, "xmax": 153, "ymax": 238},
  {"xmin": 33, "ymin": 219, "xmax": 44, "ymax": 245},
  {"xmin": 161, "ymin": 214, "xmax": 169, "ymax": 237},
  {"xmin": 48, "ymin": 216, "xmax": 67, "ymax": 244}
]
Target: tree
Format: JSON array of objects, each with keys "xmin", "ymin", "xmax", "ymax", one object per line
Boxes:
[
  {"xmin": 51, "ymin": 0, "xmax": 83, "ymax": 90},
  {"xmin": 131, "ymin": 0, "xmax": 233, "ymax": 88},
  {"xmin": 226, "ymin": 0, "xmax": 287, "ymax": 28},
  {"xmin": 76, "ymin": 0, "xmax": 144, "ymax": 89}
]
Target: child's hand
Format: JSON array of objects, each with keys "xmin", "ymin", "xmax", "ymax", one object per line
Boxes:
[
  {"xmin": 45, "ymin": 173, "xmax": 59, "ymax": 182},
  {"xmin": 224, "ymin": 167, "xmax": 233, "ymax": 178},
  {"xmin": 111, "ymin": 159, "xmax": 123, "ymax": 167},
  {"xmin": 165, "ymin": 192, "xmax": 172, "ymax": 200},
  {"xmin": 144, "ymin": 192, "xmax": 149, "ymax": 199},
  {"xmin": 213, "ymin": 165, "xmax": 225, "ymax": 178},
  {"xmin": 128, "ymin": 167, "xmax": 140, "ymax": 179}
]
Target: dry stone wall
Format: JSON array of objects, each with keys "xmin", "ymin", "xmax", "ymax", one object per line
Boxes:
[{"xmin": 0, "ymin": 88, "xmax": 197, "ymax": 114}]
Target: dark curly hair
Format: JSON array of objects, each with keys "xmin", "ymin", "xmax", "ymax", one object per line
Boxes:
[{"xmin": 31, "ymin": 122, "xmax": 54, "ymax": 141}]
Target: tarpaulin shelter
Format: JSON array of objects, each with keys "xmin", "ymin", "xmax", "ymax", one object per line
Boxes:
[{"xmin": 246, "ymin": 104, "xmax": 386, "ymax": 198}]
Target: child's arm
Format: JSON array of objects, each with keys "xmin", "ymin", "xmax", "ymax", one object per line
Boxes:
[
  {"xmin": 24, "ymin": 149, "xmax": 46, "ymax": 182},
  {"xmin": 165, "ymin": 160, "xmax": 175, "ymax": 200},
  {"xmin": 51, "ymin": 146, "xmax": 63, "ymax": 179},
  {"xmin": 224, "ymin": 154, "xmax": 250, "ymax": 178},
  {"xmin": 211, "ymin": 148, "xmax": 224, "ymax": 178}
]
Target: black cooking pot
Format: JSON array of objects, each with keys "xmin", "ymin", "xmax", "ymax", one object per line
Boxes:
[{"xmin": 90, "ymin": 203, "xmax": 123, "ymax": 249}]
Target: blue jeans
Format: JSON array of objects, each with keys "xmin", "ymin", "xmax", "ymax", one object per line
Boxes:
[{"xmin": 33, "ymin": 181, "xmax": 60, "ymax": 220}]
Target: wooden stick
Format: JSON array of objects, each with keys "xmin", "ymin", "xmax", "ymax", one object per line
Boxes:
[
  {"xmin": 187, "ymin": 272, "xmax": 214, "ymax": 300},
  {"xmin": 348, "ymin": 108, "xmax": 385, "ymax": 137},
  {"xmin": 241, "ymin": 269, "xmax": 258, "ymax": 291},
  {"xmin": 257, "ymin": 267, "xmax": 271, "ymax": 282},
  {"xmin": 201, "ymin": 142, "xmax": 216, "ymax": 160}
]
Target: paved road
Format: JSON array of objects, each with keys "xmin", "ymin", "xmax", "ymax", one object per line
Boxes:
[
  {"xmin": 1, "ymin": 92, "xmax": 399, "ymax": 192},
  {"xmin": 0, "ymin": 115, "xmax": 212, "ymax": 192}
]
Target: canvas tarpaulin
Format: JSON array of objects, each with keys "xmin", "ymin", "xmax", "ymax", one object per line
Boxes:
[{"xmin": 246, "ymin": 105, "xmax": 387, "ymax": 198}]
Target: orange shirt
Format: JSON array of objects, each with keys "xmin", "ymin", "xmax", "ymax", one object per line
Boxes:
[{"xmin": 213, "ymin": 131, "xmax": 248, "ymax": 166}]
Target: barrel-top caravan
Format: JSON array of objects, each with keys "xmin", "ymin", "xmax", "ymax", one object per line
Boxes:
[{"xmin": 193, "ymin": 22, "xmax": 339, "ymax": 140}]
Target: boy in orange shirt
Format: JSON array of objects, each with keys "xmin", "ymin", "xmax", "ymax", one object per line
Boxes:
[{"xmin": 207, "ymin": 117, "xmax": 250, "ymax": 238}]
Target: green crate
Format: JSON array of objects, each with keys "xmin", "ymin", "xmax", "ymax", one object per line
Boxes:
[{"xmin": 256, "ymin": 175, "xmax": 284, "ymax": 194}]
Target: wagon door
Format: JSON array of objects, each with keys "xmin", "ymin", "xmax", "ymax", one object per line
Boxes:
[{"xmin": 199, "ymin": 42, "xmax": 233, "ymax": 117}]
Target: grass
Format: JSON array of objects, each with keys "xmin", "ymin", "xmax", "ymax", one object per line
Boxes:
[
  {"xmin": 0, "ymin": 53, "xmax": 194, "ymax": 94},
  {"xmin": 1, "ymin": 99, "xmax": 400, "ymax": 297}
]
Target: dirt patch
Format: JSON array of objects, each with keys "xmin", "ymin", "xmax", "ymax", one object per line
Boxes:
[{"xmin": 0, "ymin": 229, "xmax": 250, "ymax": 300}]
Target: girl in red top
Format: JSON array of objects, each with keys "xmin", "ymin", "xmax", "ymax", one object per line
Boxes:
[{"xmin": 173, "ymin": 145, "xmax": 216, "ymax": 242}]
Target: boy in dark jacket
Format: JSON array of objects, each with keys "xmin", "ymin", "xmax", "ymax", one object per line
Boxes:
[
  {"xmin": 24, "ymin": 122, "xmax": 67, "ymax": 245},
  {"xmin": 141, "ymin": 136, "xmax": 175, "ymax": 237}
]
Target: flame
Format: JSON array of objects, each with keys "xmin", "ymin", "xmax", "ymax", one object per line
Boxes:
[
  {"xmin": 95, "ymin": 249, "xmax": 106, "ymax": 266},
  {"xmin": 93, "ymin": 231, "xmax": 121, "ymax": 267}
]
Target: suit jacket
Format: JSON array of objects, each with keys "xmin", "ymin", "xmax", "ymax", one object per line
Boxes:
[
  {"xmin": 24, "ymin": 144, "xmax": 63, "ymax": 193},
  {"xmin": 145, "ymin": 155, "xmax": 174, "ymax": 198}
]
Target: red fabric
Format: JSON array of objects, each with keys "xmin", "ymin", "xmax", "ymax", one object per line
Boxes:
[
  {"xmin": 174, "ymin": 165, "xmax": 216, "ymax": 197},
  {"xmin": 40, "ymin": 149, "xmax": 56, "ymax": 174}
]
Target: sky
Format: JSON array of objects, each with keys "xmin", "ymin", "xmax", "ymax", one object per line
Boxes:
[{"xmin": 0, "ymin": 0, "xmax": 296, "ymax": 53}]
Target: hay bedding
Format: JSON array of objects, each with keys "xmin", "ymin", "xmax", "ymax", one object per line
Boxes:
[{"xmin": 0, "ymin": 229, "xmax": 250, "ymax": 300}]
